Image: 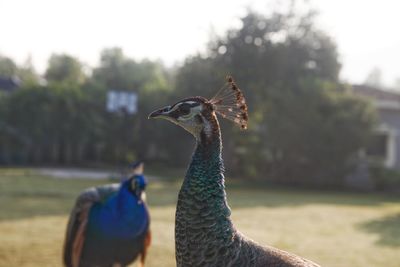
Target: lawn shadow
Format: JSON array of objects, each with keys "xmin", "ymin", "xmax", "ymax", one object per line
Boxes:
[{"xmin": 359, "ymin": 214, "xmax": 400, "ymax": 247}]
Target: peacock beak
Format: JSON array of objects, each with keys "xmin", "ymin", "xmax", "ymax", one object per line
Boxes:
[{"xmin": 148, "ymin": 106, "xmax": 172, "ymax": 119}]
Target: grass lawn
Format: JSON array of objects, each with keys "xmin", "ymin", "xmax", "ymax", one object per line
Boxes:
[{"xmin": 0, "ymin": 168, "xmax": 399, "ymax": 267}]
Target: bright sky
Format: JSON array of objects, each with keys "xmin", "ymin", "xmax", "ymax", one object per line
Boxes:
[{"xmin": 1, "ymin": 0, "xmax": 399, "ymax": 87}]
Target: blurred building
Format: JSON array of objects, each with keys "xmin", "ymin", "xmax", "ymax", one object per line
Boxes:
[
  {"xmin": 353, "ymin": 85, "xmax": 400, "ymax": 170},
  {"xmin": 0, "ymin": 76, "xmax": 21, "ymax": 92},
  {"xmin": 346, "ymin": 85, "xmax": 400, "ymax": 190},
  {"xmin": 344, "ymin": 85, "xmax": 400, "ymax": 190}
]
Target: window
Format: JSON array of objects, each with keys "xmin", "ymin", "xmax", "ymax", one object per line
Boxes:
[{"xmin": 366, "ymin": 133, "xmax": 388, "ymax": 158}]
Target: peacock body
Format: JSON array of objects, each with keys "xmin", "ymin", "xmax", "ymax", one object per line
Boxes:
[
  {"xmin": 149, "ymin": 76, "xmax": 320, "ymax": 267},
  {"xmin": 63, "ymin": 174, "xmax": 150, "ymax": 267}
]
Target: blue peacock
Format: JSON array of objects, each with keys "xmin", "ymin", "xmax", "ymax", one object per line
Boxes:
[
  {"xmin": 149, "ymin": 76, "xmax": 320, "ymax": 267},
  {"xmin": 63, "ymin": 161, "xmax": 151, "ymax": 267}
]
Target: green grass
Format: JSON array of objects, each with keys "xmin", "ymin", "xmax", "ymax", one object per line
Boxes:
[{"xmin": 0, "ymin": 168, "xmax": 399, "ymax": 267}]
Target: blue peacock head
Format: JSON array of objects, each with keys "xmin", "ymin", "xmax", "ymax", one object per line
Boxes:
[
  {"xmin": 149, "ymin": 76, "xmax": 248, "ymax": 141},
  {"xmin": 126, "ymin": 161, "xmax": 147, "ymax": 201},
  {"xmin": 131, "ymin": 174, "xmax": 147, "ymax": 199}
]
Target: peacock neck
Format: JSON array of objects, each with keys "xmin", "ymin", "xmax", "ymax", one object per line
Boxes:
[
  {"xmin": 115, "ymin": 180, "xmax": 138, "ymax": 217},
  {"xmin": 184, "ymin": 124, "xmax": 225, "ymax": 201},
  {"xmin": 176, "ymin": 120, "xmax": 236, "ymax": 265},
  {"xmin": 116, "ymin": 183, "xmax": 149, "ymax": 232},
  {"xmin": 190, "ymin": 132, "xmax": 223, "ymax": 181},
  {"xmin": 188, "ymin": 113, "xmax": 225, "ymax": 185}
]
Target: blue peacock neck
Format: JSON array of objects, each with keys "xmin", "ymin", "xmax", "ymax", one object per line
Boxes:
[{"xmin": 116, "ymin": 180, "xmax": 138, "ymax": 215}]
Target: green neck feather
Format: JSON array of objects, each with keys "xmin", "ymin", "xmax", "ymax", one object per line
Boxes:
[
  {"xmin": 175, "ymin": 123, "xmax": 237, "ymax": 266},
  {"xmin": 183, "ymin": 127, "xmax": 230, "ymax": 219}
]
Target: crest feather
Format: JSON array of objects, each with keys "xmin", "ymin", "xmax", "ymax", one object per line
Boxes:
[{"xmin": 210, "ymin": 76, "xmax": 248, "ymax": 129}]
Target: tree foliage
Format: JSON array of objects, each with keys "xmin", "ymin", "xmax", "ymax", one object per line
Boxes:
[
  {"xmin": 0, "ymin": 50, "xmax": 173, "ymax": 166},
  {"xmin": 175, "ymin": 9, "xmax": 375, "ymax": 186},
  {"xmin": 0, "ymin": 55, "xmax": 39, "ymax": 85},
  {"xmin": 93, "ymin": 48, "xmax": 169, "ymax": 92},
  {"xmin": 0, "ymin": 84, "xmax": 103, "ymax": 164},
  {"xmin": 45, "ymin": 54, "xmax": 86, "ymax": 84},
  {"xmin": 0, "ymin": 8, "xmax": 376, "ymax": 187},
  {"xmin": 0, "ymin": 55, "xmax": 18, "ymax": 77}
]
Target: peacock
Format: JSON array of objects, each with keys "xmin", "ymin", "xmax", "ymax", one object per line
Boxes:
[
  {"xmin": 149, "ymin": 76, "xmax": 320, "ymax": 267},
  {"xmin": 63, "ymin": 161, "xmax": 151, "ymax": 267}
]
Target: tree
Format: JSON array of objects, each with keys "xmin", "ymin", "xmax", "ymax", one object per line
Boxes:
[
  {"xmin": 0, "ymin": 55, "xmax": 17, "ymax": 77},
  {"xmin": 0, "ymin": 49, "xmax": 174, "ymax": 166},
  {"xmin": 0, "ymin": 55, "xmax": 39, "ymax": 86},
  {"xmin": 174, "ymin": 9, "xmax": 375, "ymax": 186},
  {"xmin": 256, "ymin": 80, "xmax": 375, "ymax": 186},
  {"xmin": 92, "ymin": 48, "xmax": 169, "ymax": 91},
  {"xmin": 45, "ymin": 54, "xmax": 86, "ymax": 84},
  {"xmin": 17, "ymin": 55, "xmax": 40, "ymax": 85},
  {"xmin": 91, "ymin": 47, "xmax": 172, "ymax": 164},
  {"xmin": 1, "ymin": 83, "xmax": 106, "ymax": 164}
]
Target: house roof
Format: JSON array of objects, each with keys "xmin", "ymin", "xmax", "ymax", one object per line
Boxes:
[
  {"xmin": 0, "ymin": 76, "xmax": 21, "ymax": 92},
  {"xmin": 353, "ymin": 85, "xmax": 400, "ymax": 101},
  {"xmin": 352, "ymin": 85, "xmax": 400, "ymax": 110}
]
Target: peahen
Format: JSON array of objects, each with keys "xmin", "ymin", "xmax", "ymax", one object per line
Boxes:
[
  {"xmin": 63, "ymin": 161, "xmax": 151, "ymax": 267},
  {"xmin": 149, "ymin": 77, "xmax": 320, "ymax": 267}
]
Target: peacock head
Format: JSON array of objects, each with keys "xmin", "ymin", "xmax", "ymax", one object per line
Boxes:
[
  {"xmin": 129, "ymin": 174, "xmax": 147, "ymax": 202},
  {"xmin": 127, "ymin": 161, "xmax": 147, "ymax": 201},
  {"xmin": 148, "ymin": 76, "xmax": 248, "ymax": 141}
]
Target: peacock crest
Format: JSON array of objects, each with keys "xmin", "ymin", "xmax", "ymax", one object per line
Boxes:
[{"xmin": 210, "ymin": 76, "xmax": 248, "ymax": 129}]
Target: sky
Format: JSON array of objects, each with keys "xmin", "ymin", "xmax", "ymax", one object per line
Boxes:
[{"xmin": 0, "ymin": 0, "xmax": 399, "ymax": 87}]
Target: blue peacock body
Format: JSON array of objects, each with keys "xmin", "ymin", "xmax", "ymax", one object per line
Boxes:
[
  {"xmin": 87, "ymin": 180, "xmax": 148, "ymax": 240},
  {"xmin": 63, "ymin": 175, "xmax": 151, "ymax": 267},
  {"xmin": 150, "ymin": 76, "xmax": 320, "ymax": 267}
]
